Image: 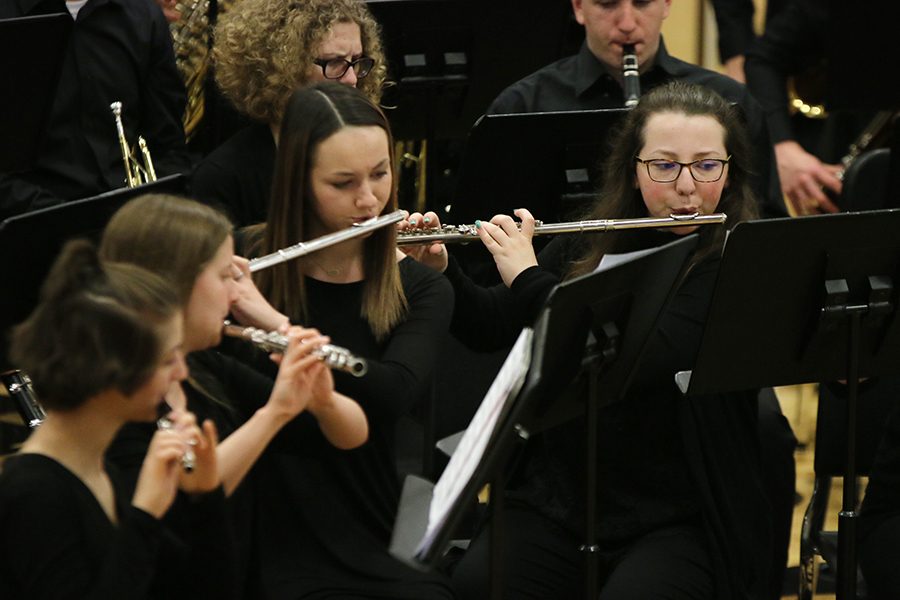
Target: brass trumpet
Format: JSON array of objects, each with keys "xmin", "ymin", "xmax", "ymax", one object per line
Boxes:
[
  {"xmin": 396, "ymin": 212, "xmax": 727, "ymax": 246},
  {"xmin": 222, "ymin": 321, "xmax": 368, "ymax": 377},
  {"xmin": 110, "ymin": 101, "xmax": 157, "ymax": 188}
]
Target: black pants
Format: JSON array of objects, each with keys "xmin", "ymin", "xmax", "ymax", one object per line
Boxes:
[
  {"xmin": 860, "ymin": 514, "xmax": 900, "ymax": 600},
  {"xmin": 451, "ymin": 506, "xmax": 713, "ymax": 600}
]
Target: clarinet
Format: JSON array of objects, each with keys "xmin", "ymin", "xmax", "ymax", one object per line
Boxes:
[{"xmin": 622, "ymin": 44, "xmax": 640, "ymax": 108}]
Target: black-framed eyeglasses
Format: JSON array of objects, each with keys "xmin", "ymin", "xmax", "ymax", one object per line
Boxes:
[
  {"xmin": 635, "ymin": 156, "xmax": 731, "ymax": 183},
  {"xmin": 312, "ymin": 56, "xmax": 376, "ymax": 80}
]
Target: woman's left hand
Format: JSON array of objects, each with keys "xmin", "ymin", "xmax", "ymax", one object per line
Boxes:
[
  {"xmin": 229, "ymin": 256, "xmax": 290, "ymax": 332},
  {"xmin": 476, "ymin": 208, "xmax": 539, "ymax": 288}
]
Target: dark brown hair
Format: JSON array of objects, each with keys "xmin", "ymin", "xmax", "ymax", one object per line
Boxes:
[{"xmin": 11, "ymin": 240, "xmax": 180, "ymax": 410}]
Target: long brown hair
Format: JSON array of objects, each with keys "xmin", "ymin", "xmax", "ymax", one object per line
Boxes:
[
  {"xmin": 245, "ymin": 81, "xmax": 406, "ymax": 340},
  {"xmin": 568, "ymin": 81, "xmax": 758, "ymax": 279},
  {"xmin": 99, "ymin": 194, "xmax": 233, "ymax": 304}
]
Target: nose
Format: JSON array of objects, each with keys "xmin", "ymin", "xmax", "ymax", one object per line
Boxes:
[
  {"xmin": 616, "ymin": 3, "xmax": 638, "ymax": 33},
  {"xmin": 173, "ymin": 350, "xmax": 189, "ymax": 382},
  {"xmin": 339, "ymin": 65, "xmax": 359, "ymax": 87},
  {"xmin": 674, "ymin": 165, "xmax": 697, "ymax": 195},
  {"xmin": 356, "ymin": 181, "xmax": 378, "ymax": 209}
]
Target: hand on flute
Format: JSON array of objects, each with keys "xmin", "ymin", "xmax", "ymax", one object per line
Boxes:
[
  {"xmin": 397, "ymin": 210, "xmax": 448, "ymax": 273},
  {"xmin": 476, "ymin": 208, "xmax": 539, "ymax": 288}
]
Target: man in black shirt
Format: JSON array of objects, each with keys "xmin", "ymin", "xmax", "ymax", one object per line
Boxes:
[
  {"xmin": 488, "ymin": 0, "xmax": 786, "ymax": 219},
  {"xmin": 0, "ymin": 0, "xmax": 190, "ymax": 220}
]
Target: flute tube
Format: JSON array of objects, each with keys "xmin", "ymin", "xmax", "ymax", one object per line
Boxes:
[
  {"xmin": 396, "ymin": 212, "xmax": 727, "ymax": 246},
  {"xmin": 248, "ymin": 210, "xmax": 406, "ymax": 273},
  {"xmin": 156, "ymin": 407, "xmax": 196, "ymax": 472},
  {"xmin": 222, "ymin": 322, "xmax": 368, "ymax": 377}
]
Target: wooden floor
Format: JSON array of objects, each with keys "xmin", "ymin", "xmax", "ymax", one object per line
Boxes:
[{"xmin": 778, "ymin": 384, "xmax": 855, "ymax": 600}]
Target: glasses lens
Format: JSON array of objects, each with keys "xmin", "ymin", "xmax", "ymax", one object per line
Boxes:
[
  {"xmin": 354, "ymin": 57, "xmax": 375, "ymax": 78},
  {"xmin": 323, "ymin": 58, "xmax": 350, "ymax": 79},
  {"xmin": 647, "ymin": 160, "xmax": 681, "ymax": 182},
  {"xmin": 689, "ymin": 159, "xmax": 725, "ymax": 182}
]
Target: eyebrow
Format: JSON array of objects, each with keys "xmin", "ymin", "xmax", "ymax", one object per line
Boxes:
[{"xmin": 329, "ymin": 158, "xmax": 390, "ymax": 176}]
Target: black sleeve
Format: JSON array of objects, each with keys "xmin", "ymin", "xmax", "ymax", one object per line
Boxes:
[
  {"xmin": 0, "ymin": 473, "xmax": 164, "ymax": 599},
  {"xmin": 0, "ymin": 174, "xmax": 62, "ymax": 220},
  {"xmin": 744, "ymin": 0, "xmax": 828, "ymax": 144},
  {"xmin": 445, "ymin": 236, "xmax": 573, "ymax": 351},
  {"xmin": 709, "ymin": 0, "xmax": 757, "ymax": 62},
  {"xmin": 339, "ymin": 261, "xmax": 454, "ymax": 419}
]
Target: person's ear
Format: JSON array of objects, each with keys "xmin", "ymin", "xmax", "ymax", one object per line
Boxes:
[{"xmin": 571, "ymin": 0, "xmax": 586, "ymax": 25}]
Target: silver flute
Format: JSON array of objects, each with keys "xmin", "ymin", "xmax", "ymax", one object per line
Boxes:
[
  {"xmin": 396, "ymin": 212, "xmax": 727, "ymax": 246},
  {"xmin": 222, "ymin": 321, "xmax": 368, "ymax": 377},
  {"xmin": 156, "ymin": 407, "xmax": 196, "ymax": 472},
  {"xmin": 622, "ymin": 43, "xmax": 640, "ymax": 108},
  {"xmin": 248, "ymin": 210, "xmax": 407, "ymax": 273}
]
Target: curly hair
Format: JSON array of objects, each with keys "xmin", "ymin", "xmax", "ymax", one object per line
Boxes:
[{"xmin": 213, "ymin": 0, "xmax": 386, "ymax": 124}]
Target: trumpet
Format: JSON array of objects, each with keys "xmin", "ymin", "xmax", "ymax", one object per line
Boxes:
[
  {"xmin": 222, "ymin": 321, "xmax": 368, "ymax": 377},
  {"xmin": 248, "ymin": 210, "xmax": 406, "ymax": 273},
  {"xmin": 396, "ymin": 212, "xmax": 727, "ymax": 246},
  {"xmin": 110, "ymin": 101, "xmax": 157, "ymax": 188}
]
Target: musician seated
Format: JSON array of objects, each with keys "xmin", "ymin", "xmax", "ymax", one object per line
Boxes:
[
  {"xmin": 0, "ymin": 239, "xmax": 228, "ymax": 598},
  {"xmin": 0, "ymin": 0, "xmax": 190, "ymax": 220},
  {"xmin": 190, "ymin": 0, "xmax": 386, "ymax": 227},
  {"xmin": 404, "ymin": 82, "xmax": 772, "ymax": 599}
]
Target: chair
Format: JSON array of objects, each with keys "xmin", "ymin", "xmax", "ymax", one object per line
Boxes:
[
  {"xmin": 798, "ymin": 377, "xmax": 900, "ymax": 599},
  {"xmin": 839, "ymin": 148, "xmax": 891, "ymax": 212}
]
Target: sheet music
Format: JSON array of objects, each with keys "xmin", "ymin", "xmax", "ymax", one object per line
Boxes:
[
  {"xmin": 416, "ymin": 327, "xmax": 533, "ymax": 556},
  {"xmin": 595, "ymin": 246, "xmax": 658, "ymax": 272}
]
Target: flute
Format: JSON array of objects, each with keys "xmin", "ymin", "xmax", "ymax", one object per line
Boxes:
[
  {"xmin": 396, "ymin": 212, "xmax": 727, "ymax": 246},
  {"xmin": 222, "ymin": 321, "xmax": 368, "ymax": 377},
  {"xmin": 622, "ymin": 44, "xmax": 640, "ymax": 108},
  {"xmin": 156, "ymin": 404, "xmax": 196, "ymax": 472},
  {"xmin": 248, "ymin": 210, "xmax": 406, "ymax": 273}
]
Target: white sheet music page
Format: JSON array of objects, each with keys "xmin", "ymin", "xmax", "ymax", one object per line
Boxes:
[{"xmin": 416, "ymin": 327, "xmax": 533, "ymax": 556}]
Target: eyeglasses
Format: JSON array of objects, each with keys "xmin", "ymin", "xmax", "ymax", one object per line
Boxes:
[
  {"xmin": 312, "ymin": 56, "xmax": 376, "ymax": 80},
  {"xmin": 634, "ymin": 156, "xmax": 731, "ymax": 183}
]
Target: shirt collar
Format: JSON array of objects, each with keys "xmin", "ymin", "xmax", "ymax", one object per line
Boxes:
[
  {"xmin": 574, "ymin": 36, "xmax": 681, "ymax": 98},
  {"xmin": 17, "ymin": 0, "xmax": 118, "ymax": 16}
]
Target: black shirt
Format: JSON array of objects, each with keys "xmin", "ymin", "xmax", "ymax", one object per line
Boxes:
[
  {"xmin": 0, "ymin": 0, "xmax": 190, "ymax": 219},
  {"xmin": 488, "ymin": 38, "xmax": 786, "ymax": 219},
  {"xmin": 190, "ymin": 123, "xmax": 275, "ymax": 227}
]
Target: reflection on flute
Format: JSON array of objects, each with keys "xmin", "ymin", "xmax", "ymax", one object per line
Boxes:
[
  {"xmin": 222, "ymin": 321, "xmax": 368, "ymax": 377},
  {"xmin": 248, "ymin": 210, "xmax": 407, "ymax": 273},
  {"xmin": 397, "ymin": 212, "xmax": 727, "ymax": 246},
  {"xmin": 156, "ymin": 404, "xmax": 196, "ymax": 472}
]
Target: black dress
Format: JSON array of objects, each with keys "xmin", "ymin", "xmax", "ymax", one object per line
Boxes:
[
  {"xmin": 241, "ymin": 257, "xmax": 457, "ymax": 599},
  {"xmin": 107, "ymin": 350, "xmax": 286, "ymax": 599},
  {"xmin": 445, "ymin": 231, "xmax": 771, "ymax": 600},
  {"xmin": 0, "ymin": 453, "xmax": 233, "ymax": 599}
]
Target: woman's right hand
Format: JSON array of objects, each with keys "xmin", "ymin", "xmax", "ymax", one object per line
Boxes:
[
  {"xmin": 398, "ymin": 210, "xmax": 448, "ymax": 273},
  {"xmin": 131, "ymin": 425, "xmax": 190, "ymax": 519},
  {"xmin": 266, "ymin": 326, "xmax": 333, "ymax": 422},
  {"xmin": 476, "ymin": 208, "xmax": 539, "ymax": 288}
]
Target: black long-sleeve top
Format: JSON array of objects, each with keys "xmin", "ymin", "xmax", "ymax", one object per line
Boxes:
[
  {"xmin": 190, "ymin": 123, "xmax": 275, "ymax": 227},
  {"xmin": 237, "ymin": 257, "xmax": 456, "ymax": 599},
  {"xmin": 486, "ymin": 38, "xmax": 786, "ymax": 219},
  {"xmin": 0, "ymin": 453, "xmax": 232, "ymax": 599},
  {"xmin": 0, "ymin": 0, "xmax": 190, "ymax": 219},
  {"xmin": 444, "ymin": 230, "xmax": 771, "ymax": 599}
]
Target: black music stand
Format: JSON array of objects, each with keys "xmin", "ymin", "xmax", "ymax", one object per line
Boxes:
[
  {"xmin": 391, "ymin": 234, "xmax": 698, "ymax": 600},
  {"xmin": 0, "ymin": 13, "xmax": 71, "ymax": 173},
  {"xmin": 447, "ymin": 108, "xmax": 628, "ymax": 285},
  {"xmin": 367, "ymin": 0, "xmax": 579, "ymax": 211},
  {"xmin": 0, "ymin": 175, "xmax": 185, "ymax": 370},
  {"xmin": 674, "ymin": 210, "xmax": 900, "ymax": 600}
]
